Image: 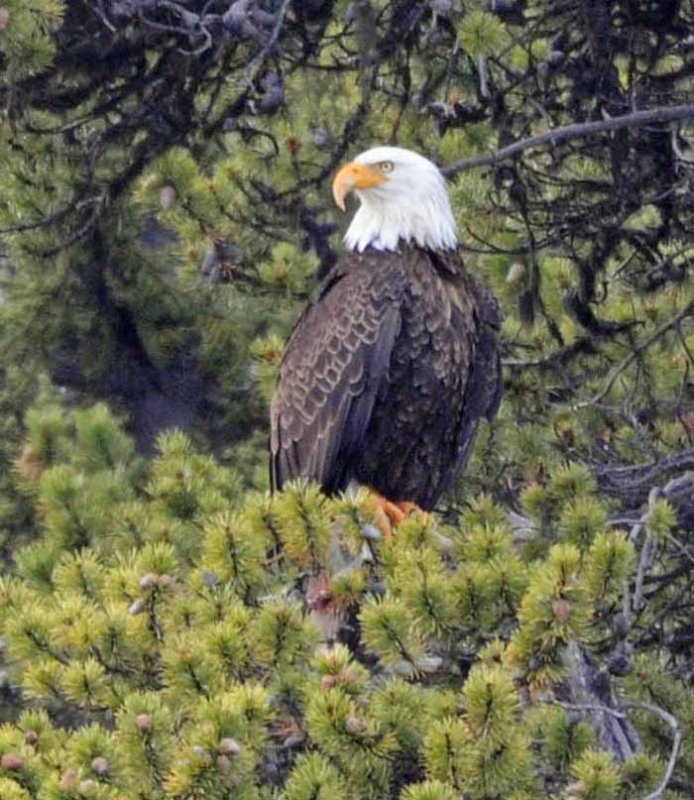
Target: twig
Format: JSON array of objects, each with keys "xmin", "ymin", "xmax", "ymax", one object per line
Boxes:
[
  {"xmin": 550, "ymin": 698, "xmax": 681, "ymax": 799},
  {"xmin": 578, "ymin": 301, "xmax": 694, "ymax": 408},
  {"xmin": 593, "ymin": 452, "xmax": 694, "ymax": 497},
  {"xmin": 245, "ymin": 0, "xmax": 292, "ymax": 87},
  {"xmin": 477, "ymin": 55, "xmax": 490, "ymax": 100},
  {"xmin": 549, "ymin": 699, "xmax": 627, "ymax": 720},
  {"xmin": 34, "ymin": 193, "xmax": 108, "ymax": 257},
  {"xmin": 629, "ymin": 487, "xmax": 662, "ymax": 545},
  {"xmin": 671, "ymin": 128, "xmax": 694, "ymax": 164},
  {"xmin": 625, "ymin": 470, "xmax": 694, "ymax": 618},
  {"xmin": 0, "ymin": 205, "xmax": 73, "ymax": 235},
  {"xmin": 502, "ymin": 322, "xmax": 639, "ymax": 369},
  {"xmin": 663, "ymin": 531, "xmax": 694, "ymax": 566},
  {"xmin": 442, "ymin": 104, "xmax": 694, "ymax": 176},
  {"xmin": 622, "ymin": 701, "xmax": 682, "ymax": 800},
  {"xmin": 623, "ymin": 487, "xmax": 661, "ymax": 621},
  {"xmin": 632, "ymin": 533, "xmax": 656, "ymax": 613},
  {"xmin": 93, "ymin": 0, "xmax": 116, "ymax": 33}
]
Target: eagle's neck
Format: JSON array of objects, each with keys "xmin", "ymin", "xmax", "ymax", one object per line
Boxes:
[{"xmin": 345, "ymin": 182, "xmax": 458, "ymax": 253}]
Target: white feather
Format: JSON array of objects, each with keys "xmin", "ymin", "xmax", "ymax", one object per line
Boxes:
[{"xmin": 344, "ymin": 146, "xmax": 457, "ymax": 252}]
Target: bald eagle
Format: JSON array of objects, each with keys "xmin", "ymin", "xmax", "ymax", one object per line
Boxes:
[{"xmin": 270, "ymin": 147, "xmax": 501, "ymax": 512}]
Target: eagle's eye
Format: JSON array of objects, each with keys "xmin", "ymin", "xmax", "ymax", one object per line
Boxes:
[{"xmin": 377, "ymin": 160, "xmax": 394, "ymax": 173}]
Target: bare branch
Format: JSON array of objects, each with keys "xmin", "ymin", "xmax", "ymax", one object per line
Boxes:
[
  {"xmin": 443, "ymin": 104, "xmax": 694, "ymax": 176},
  {"xmin": 631, "ymin": 488, "xmax": 661, "ymax": 614},
  {"xmin": 565, "ymin": 642, "xmax": 640, "ymax": 762},
  {"xmin": 617, "ymin": 473, "xmax": 694, "ymax": 623},
  {"xmin": 578, "ymin": 301, "xmax": 694, "ymax": 408},
  {"xmin": 622, "ymin": 701, "xmax": 682, "ymax": 800},
  {"xmin": 549, "ymin": 699, "xmax": 627, "ymax": 720},
  {"xmin": 244, "ymin": 0, "xmax": 292, "ymax": 87},
  {"xmin": 551, "ymin": 698, "xmax": 682, "ymax": 800},
  {"xmin": 593, "ymin": 453, "xmax": 694, "ymax": 499}
]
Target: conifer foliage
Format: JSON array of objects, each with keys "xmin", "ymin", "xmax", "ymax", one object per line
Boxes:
[{"xmin": 0, "ymin": 404, "xmax": 684, "ymax": 799}]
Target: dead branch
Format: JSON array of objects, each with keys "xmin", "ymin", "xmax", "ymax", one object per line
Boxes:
[
  {"xmin": 578, "ymin": 301, "xmax": 694, "ymax": 408},
  {"xmin": 443, "ymin": 104, "xmax": 694, "ymax": 176},
  {"xmin": 622, "ymin": 701, "xmax": 682, "ymax": 800},
  {"xmin": 563, "ymin": 641, "xmax": 641, "ymax": 762},
  {"xmin": 551, "ymin": 695, "xmax": 682, "ymax": 800}
]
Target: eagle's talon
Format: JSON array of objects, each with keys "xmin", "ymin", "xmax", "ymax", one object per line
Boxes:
[{"xmin": 373, "ymin": 495, "xmax": 423, "ymax": 541}]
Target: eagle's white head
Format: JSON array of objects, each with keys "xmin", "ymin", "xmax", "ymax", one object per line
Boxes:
[{"xmin": 332, "ymin": 146, "xmax": 457, "ymax": 253}]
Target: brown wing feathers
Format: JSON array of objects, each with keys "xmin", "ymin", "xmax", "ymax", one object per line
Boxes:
[{"xmin": 270, "ymin": 254, "xmax": 405, "ymax": 494}]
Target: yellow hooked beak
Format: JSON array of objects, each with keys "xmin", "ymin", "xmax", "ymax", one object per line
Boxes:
[{"xmin": 332, "ymin": 162, "xmax": 388, "ymax": 211}]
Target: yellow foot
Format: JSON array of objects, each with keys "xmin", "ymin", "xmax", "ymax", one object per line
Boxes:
[{"xmin": 372, "ymin": 495, "xmax": 423, "ymax": 541}]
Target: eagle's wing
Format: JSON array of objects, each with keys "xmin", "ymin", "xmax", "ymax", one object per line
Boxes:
[
  {"xmin": 270, "ymin": 257, "xmax": 404, "ymax": 494},
  {"xmin": 436, "ymin": 265, "xmax": 503, "ymax": 499}
]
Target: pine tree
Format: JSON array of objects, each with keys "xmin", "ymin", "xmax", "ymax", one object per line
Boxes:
[{"xmin": 0, "ymin": 405, "xmax": 688, "ymax": 798}]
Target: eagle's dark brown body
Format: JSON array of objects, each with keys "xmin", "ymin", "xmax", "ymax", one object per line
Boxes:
[{"xmin": 270, "ymin": 245, "xmax": 502, "ymax": 510}]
